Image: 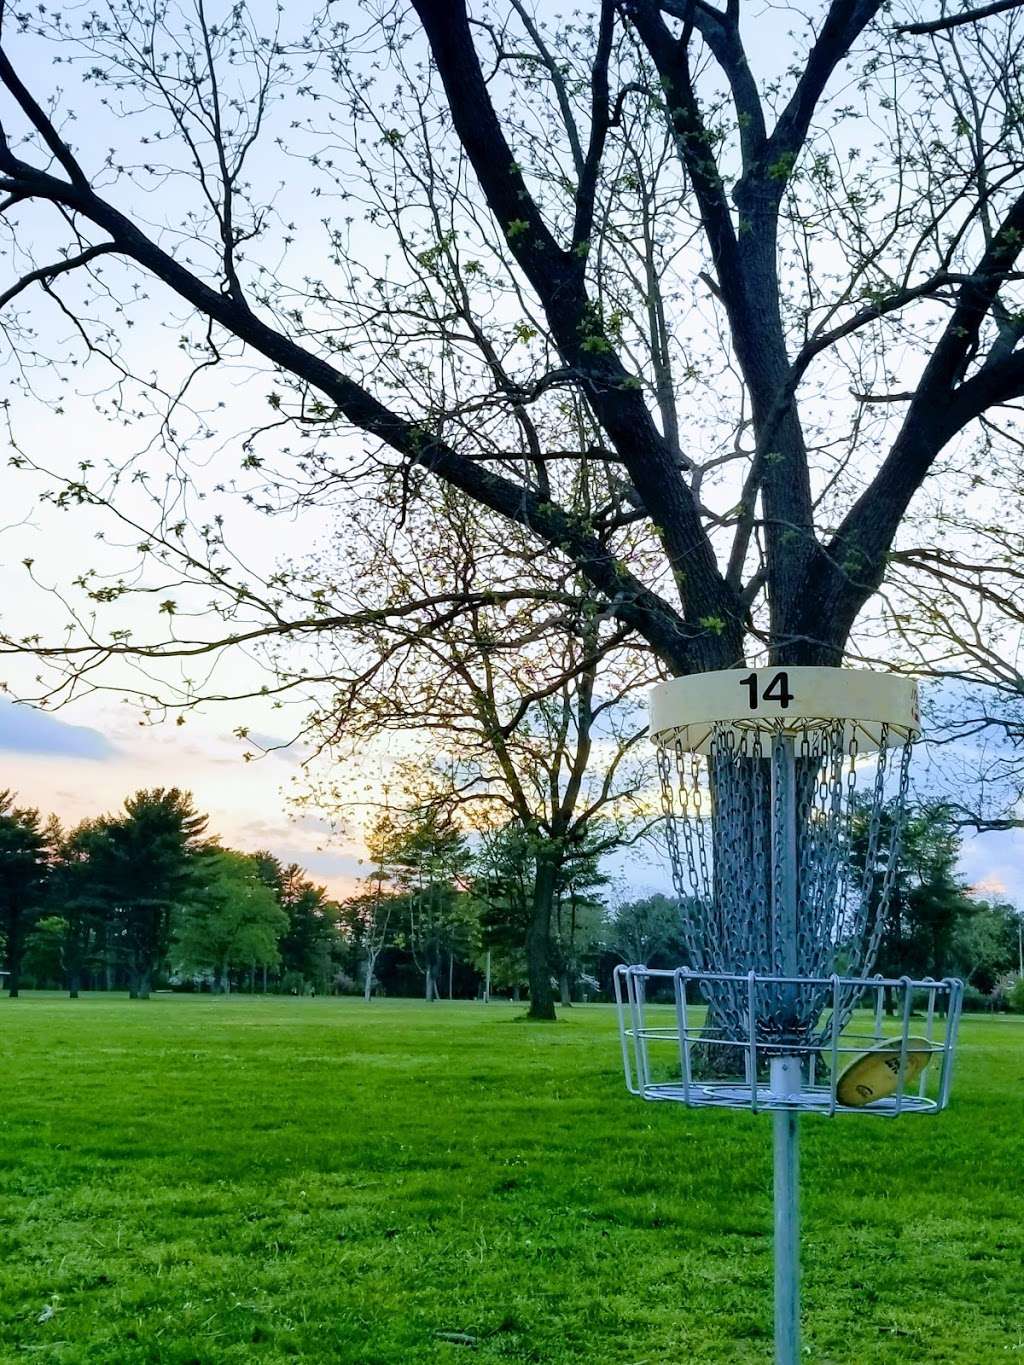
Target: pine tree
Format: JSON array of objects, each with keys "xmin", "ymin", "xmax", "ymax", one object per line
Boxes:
[{"xmin": 0, "ymin": 792, "xmax": 51, "ymax": 997}]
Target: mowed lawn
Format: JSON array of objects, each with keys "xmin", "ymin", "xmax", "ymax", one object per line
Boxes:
[{"xmin": 0, "ymin": 997, "xmax": 1021, "ymax": 1364}]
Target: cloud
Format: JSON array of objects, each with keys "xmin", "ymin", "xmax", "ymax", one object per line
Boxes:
[
  {"xmin": 960, "ymin": 827, "xmax": 1024, "ymax": 904},
  {"xmin": 0, "ymin": 699, "xmax": 116, "ymax": 760},
  {"xmin": 234, "ymin": 816, "xmax": 294, "ymax": 845},
  {"xmin": 277, "ymin": 848, "xmax": 364, "ymax": 880}
]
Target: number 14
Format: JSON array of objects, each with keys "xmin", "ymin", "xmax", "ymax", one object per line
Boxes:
[{"xmin": 739, "ymin": 671, "xmax": 794, "ymax": 711}]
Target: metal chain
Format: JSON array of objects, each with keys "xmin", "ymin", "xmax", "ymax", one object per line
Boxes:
[
  {"xmin": 859, "ymin": 731, "xmax": 912, "ymax": 980},
  {"xmin": 653, "ymin": 713, "xmax": 916, "ymax": 1046}
]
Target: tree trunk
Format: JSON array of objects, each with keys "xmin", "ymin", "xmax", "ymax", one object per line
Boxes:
[
  {"xmin": 222, "ymin": 958, "xmax": 231, "ymax": 994},
  {"xmin": 6, "ymin": 928, "xmax": 22, "ymax": 997},
  {"xmin": 526, "ymin": 851, "xmax": 557, "ymax": 1021},
  {"xmin": 484, "ymin": 950, "xmax": 491, "ymax": 1004},
  {"xmin": 559, "ymin": 969, "xmax": 572, "ymax": 1007},
  {"xmin": 262, "ymin": 963, "xmax": 268, "ymax": 993},
  {"xmin": 363, "ymin": 951, "xmax": 378, "ymax": 1002},
  {"xmin": 131, "ymin": 961, "xmax": 152, "ymax": 1000},
  {"xmin": 68, "ymin": 968, "xmax": 81, "ymax": 1000}
]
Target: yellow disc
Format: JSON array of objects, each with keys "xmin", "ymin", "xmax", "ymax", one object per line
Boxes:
[{"xmin": 835, "ymin": 1037, "xmax": 933, "ymax": 1108}]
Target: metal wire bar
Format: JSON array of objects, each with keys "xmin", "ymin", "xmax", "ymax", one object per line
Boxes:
[{"xmin": 613, "ymin": 965, "xmax": 961, "ymax": 1118}]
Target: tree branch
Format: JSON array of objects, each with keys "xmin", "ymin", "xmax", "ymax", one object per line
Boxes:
[
  {"xmin": 572, "ymin": 0, "xmax": 615, "ymax": 250},
  {"xmin": 626, "ymin": 2, "xmax": 741, "ymax": 281},
  {"xmin": 897, "ymin": 0, "xmax": 1024, "ymax": 36},
  {"xmin": 760, "ymin": 2, "xmax": 883, "ymax": 182},
  {"xmin": 507, "ymin": 0, "xmax": 585, "ymax": 176},
  {"xmin": 0, "ymin": 34, "xmax": 716, "ymax": 672},
  {"xmin": 0, "ymin": 44, "xmax": 90, "ymax": 189},
  {"xmin": 0, "ymin": 242, "xmax": 119, "ymax": 309},
  {"xmin": 412, "ymin": 0, "xmax": 744, "ymax": 665},
  {"xmin": 814, "ymin": 187, "xmax": 1024, "ymax": 653},
  {"xmin": 658, "ymin": 0, "xmax": 768, "ymax": 165}
]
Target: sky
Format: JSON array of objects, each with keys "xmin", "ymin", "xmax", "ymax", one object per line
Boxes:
[
  {"xmin": 0, "ymin": 3, "xmax": 1021, "ymax": 910},
  {"xmin": 0, "ymin": 696, "xmax": 368, "ymax": 896}
]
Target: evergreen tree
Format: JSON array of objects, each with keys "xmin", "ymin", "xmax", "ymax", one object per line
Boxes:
[
  {"xmin": 391, "ymin": 809, "xmax": 474, "ymax": 1001},
  {"xmin": 473, "ymin": 821, "xmax": 609, "ymax": 1002},
  {"xmin": 0, "ymin": 792, "xmax": 52, "ymax": 997},
  {"xmin": 852, "ymin": 800, "xmax": 977, "ymax": 1002},
  {"xmin": 472, "ymin": 824, "xmax": 533, "ymax": 998},
  {"xmin": 47, "ymin": 818, "xmax": 112, "ymax": 997},
  {"xmin": 551, "ymin": 831, "xmax": 609, "ymax": 1005},
  {"xmin": 20, "ymin": 915, "xmax": 66, "ymax": 988},
  {"xmin": 277, "ymin": 865, "xmax": 339, "ymax": 993},
  {"xmin": 103, "ymin": 789, "xmax": 208, "ymax": 999},
  {"xmin": 339, "ymin": 813, "xmax": 403, "ymax": 1002}
]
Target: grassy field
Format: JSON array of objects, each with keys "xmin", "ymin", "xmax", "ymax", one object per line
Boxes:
[{"xmin": 0, "ymin": 996, "xmax": 1020, "ymax": 1364}]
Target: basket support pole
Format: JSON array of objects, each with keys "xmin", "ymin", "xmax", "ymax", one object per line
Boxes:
[
  {"xmin": 771, "ymin": 735, "xmax": 801, "ymax": 1365},
  {"xmin": 772, "ymin": 1059, "xmax": 801, "ymax": 1365}
]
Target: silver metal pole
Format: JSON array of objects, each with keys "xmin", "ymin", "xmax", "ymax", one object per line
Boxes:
[
  {"xmin": 771, "ymin": 735, "xmax": 801, "ymax": 1365},
  {"xmin": 484, "ymin": 950, "xmax": 491, "ymax": 1004},
  {"xmin": 771, "ymin": 1058, "xmax": 801, "ymax": 1365}
]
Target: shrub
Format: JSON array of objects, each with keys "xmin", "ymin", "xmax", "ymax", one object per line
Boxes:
[{"xmin": 961, "ymin": 984, "xmax": 1006, "ymax": 1013}]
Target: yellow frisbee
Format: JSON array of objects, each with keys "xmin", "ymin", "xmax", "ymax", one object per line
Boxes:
[{"xmin": 836, "ymin": 1037, "xmax": 933, "ymax": 1108}]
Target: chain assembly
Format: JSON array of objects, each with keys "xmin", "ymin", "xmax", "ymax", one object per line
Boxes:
[{"xmin": 657, "ymin": 716, "xmax": 916, "ymax": 1048}]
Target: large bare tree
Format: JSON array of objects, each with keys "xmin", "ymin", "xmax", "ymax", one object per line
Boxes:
[{"xmin": 2, "ymin": 5, "xmax": 1024, "ymax": 803}]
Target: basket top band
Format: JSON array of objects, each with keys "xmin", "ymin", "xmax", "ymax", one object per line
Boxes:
[{"xmin": 649, "ymin": 667, "xmax": 920, "ymax": 754}]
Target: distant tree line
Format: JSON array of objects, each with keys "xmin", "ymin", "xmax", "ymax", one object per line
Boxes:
[
  {"xmin": 852, "ymin": 799, "xmax": 1022, "ymax": 1012},
  {"xmin": 0, "ymin": 787, "xmax": 339, "ymax": 999},
  {"xmin": 339, "ymin": 797, "xmax": 1024, "ymax": 1009},
  {"xmin": 606, "ymin": 803, "xmax": 1023, "ymax": 1011},
  {"xmin": 338, "ymin": 808, "xmax": 612, "ymax": 1004},
  {"xmin": 0, "ymin": 785, "xmax": 615, "ymax": 1002},
  {"xmin": 1, "ymin": 789, "xmax": 1019, "ymax": 1008}
]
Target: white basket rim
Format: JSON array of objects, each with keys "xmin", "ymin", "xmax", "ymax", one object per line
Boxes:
[{"xmin": 649, "ymin": 666, "xmax": 920, "ymax": 754}]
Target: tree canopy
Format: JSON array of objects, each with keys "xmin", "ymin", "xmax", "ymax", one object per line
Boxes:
[
  {"xmin": 2, "ymin": 2, "xmax": 1024, "ymax": 1011},
  {"xmin": 174, "ymin": 848, "xmax": 288, "ymax": 990},
  {"xmin": 92, "ymin": 787, "xmax": 209, "ymax": 998},
  {"xmin": 3, "ymin": 786, "xmax": 351, "ymax": 997},
  {"xmin": 1, "ymin": 0, "xmax": 1023, "ymax": 723}
]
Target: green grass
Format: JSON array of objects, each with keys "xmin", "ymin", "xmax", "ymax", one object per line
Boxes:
[{"xmin": 0, "ymin": 996, "xmax": 1021, "ymax": 1364}]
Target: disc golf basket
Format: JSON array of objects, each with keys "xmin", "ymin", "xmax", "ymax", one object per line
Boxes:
[{"xmin": 613, "ymin": 667, "xmax": 963, "ymax": 1364}]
